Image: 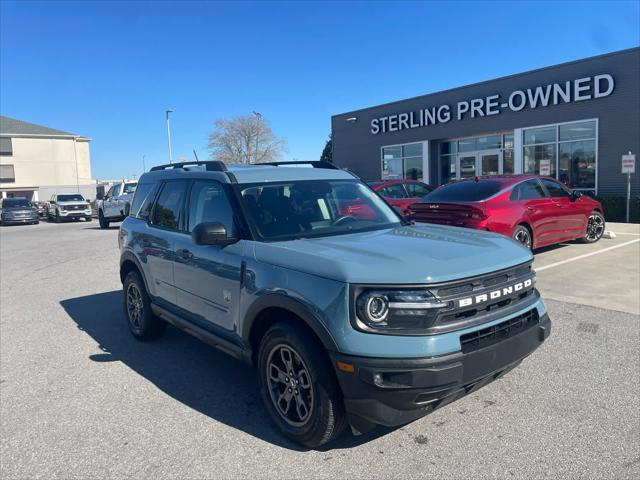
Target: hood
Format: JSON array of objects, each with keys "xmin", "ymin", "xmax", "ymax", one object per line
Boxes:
[{"xmin": 253, "ymin": 223, "xmax": 532, "ymax": 284}]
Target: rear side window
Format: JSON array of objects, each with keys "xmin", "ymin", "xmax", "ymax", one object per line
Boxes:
[
  {"xmin": 187, "ymin": 180, "xmax": 235, "ymax": 233},
  {"xmin": 541, "ymin": 178, "xmax": 571, "ymax": 198},
  {"xmin": 380, "ymin": 184, "xmax": 407, "ymax": 199},
  {"xmin": 405, "ymin": 182, "xmax": 432, "ymax": 198},
  {"xmin": 510, "ymin": 180, "xmax": 547, "ymax": 200},
  {"xmin": 152, "ymin": 181, "xmax": 188, "ymax": 230},
  {"xmin": 130, "ymin": 182, "xmax": 157, "ymax": 219},
  {"xmin": 423, "ymin": 180, "xmax": 505, "ymax": 202}
]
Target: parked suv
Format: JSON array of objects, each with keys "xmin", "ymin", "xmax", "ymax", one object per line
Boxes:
[
  {"xmin": 119, "ymin": 161, "xmax": 551, "ymax": 447},
  {"xmin": 97, "ymin": 181, "xmax": 137, "ymax": 229},
  {"xmin": 47, "ymin": 193, "xmax": 92, "ymax": 222}
]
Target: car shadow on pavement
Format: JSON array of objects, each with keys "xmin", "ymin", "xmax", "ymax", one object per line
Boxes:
[{"xmin": 60, "ymin": 291, "xmax": 393, "ymax": 451}]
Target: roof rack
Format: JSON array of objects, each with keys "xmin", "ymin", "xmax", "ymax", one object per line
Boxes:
[
  {"xmin": 259, "ymin": 161, "xmax": 339, "ymax": 170},
  {"xmin": 150, "ymin": 161, "xmax": 227, "ymax": 172}
]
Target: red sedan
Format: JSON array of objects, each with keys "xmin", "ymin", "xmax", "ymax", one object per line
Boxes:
[
  {"xmin": 408, "ymin": 175, "xmax": 605, "ymax": 249},
  {"xmin": 368, "ymin": 180, "xmax": 434, "ymax": 214}
]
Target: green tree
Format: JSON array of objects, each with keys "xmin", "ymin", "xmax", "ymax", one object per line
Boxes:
[{"xmin": 320, "ymin": 134, "xmax": 332, "ymax": 163}]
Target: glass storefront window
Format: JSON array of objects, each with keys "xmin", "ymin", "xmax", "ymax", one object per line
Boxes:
[
  {"xmin": 559, "ymin": 140, "xmax": 596, "ymax": 189},
  {"xmin": 403, "ymin": 143, "xmax": 422, "ymax": 157},
  {"xmin": 524, "ymin": 144, "xmax": 556, "ymax": 176},
  {"xmin": 381, "ymin": 143, "xmax": 422, "ymax": 181},
  {"xmin": 458, "ymin": 138, "xmax": 476, "ymax": 152},
  {"xmin": 440, "ymin": 155, "xmax": 455, "ymax": 184},
  {"xmin": 382, "ymin": 146, "xmax": 401, "ymax": 160},
  {"xmin": 504, "ymin": 134, "xmax": 514, "ymax": 150},
  {"xmin": 477, "ymin": 135, "xmax": 502, "ymax": 150},
  {"xmin": 503, "ymin": 149, "xmax": 514, "ymax": 174},
  {"xmin": 440, "ymin": 141, "xmax": 457, "ymax": 155},
  {"xmin": 524, "ymin": 126, "xmax": 557, "ymax": 145},
  {"xmin": 559, "ymin": 121, "xmax": 596, "ymax": 142},
  {"xmin": 382, "ymin": 158, "xmax": 403, "ymax": 179},
  {"xmin": 404, "ymin": 157, "xmax": 423, "ymax": 180}
]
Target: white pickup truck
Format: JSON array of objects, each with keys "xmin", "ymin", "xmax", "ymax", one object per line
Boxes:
[
  {"xmin": 96, "ymin": 181, "xmax": 137, "ymax": 229},
  {"xmin": 47, "ymin": 193, "xmax": 92, "ymax": 223}
]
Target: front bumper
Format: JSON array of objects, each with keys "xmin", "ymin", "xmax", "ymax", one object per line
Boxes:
[
  {"xmin": 2, "ymin": 215, "xmax": 39, "ymax": 224},
  {"xmin": 59, "ymin": 210, "xmax": 92, "ymax": 218},
  {"xmin": 331, "ymin": 313, "xmax": 551, "ymax": 430}
]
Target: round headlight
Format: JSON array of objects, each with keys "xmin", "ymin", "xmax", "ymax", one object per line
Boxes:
[{"xmin": 357, "ymin": 293, "xmax": 389, "ymax": 324}]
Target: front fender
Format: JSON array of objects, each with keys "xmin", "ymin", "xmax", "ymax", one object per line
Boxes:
[{"xmin": 242, "ymin": 293, "xmax": 340, "ymax": 352}]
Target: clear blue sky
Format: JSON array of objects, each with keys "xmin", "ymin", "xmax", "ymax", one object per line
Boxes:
[{"xmin": 1, "ymin": 0, "xmax": 639, "ymax": 179}]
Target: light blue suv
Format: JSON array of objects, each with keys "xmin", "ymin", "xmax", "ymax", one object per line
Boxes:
[{"xmin": 119, "ymin": 160, "xmax": 551, "ymax": 447}]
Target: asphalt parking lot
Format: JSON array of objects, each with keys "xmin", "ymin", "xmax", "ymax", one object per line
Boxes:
[{"xmin": 1, "ymin": 220, "xmax": 639, "ymax": 479}]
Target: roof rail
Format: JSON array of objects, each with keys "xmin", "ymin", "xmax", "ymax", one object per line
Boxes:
[
  {"xmin": 150, "ymin": 161, "xmax": 227, "ymax": 172},
  {"xmin": 259, "ymin": 161, "xmax": 339, "ymax": 170}
]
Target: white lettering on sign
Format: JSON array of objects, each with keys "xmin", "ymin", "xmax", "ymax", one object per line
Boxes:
[{"xmin": 369, "ymin": 74, "xmax": 615, "ymax": 135}]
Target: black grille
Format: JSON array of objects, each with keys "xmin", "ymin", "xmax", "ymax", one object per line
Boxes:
[{"xmin": 460, "ymin": 309, "xmax": 539, "ymax": 353}]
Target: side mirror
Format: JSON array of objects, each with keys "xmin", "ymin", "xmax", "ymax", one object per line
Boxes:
[
  {"xmin": 50, "ymin": 200, "xmax": 56, "ymax": 205},
  {"xmin": 192, "ymin": 222, "xmax": 237, "ymax": 246},
  {"xmin": 571, "ymin": 190, "xmax": 582, "ymax": 201}
]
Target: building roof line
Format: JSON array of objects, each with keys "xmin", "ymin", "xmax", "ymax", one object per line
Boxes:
[{"xmin": 332, "ymin": 46, "xmax": 640, "ymax": 118}]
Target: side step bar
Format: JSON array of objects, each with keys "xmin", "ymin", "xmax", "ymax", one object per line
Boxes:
[{"xmin": 150, "ymin": 303, "xmax": 252, "ymax": 364}]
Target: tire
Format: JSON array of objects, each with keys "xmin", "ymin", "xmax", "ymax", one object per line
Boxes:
[
  {"xmin": 98, "ymin": 210, "xmax": 109, "ymax": 229},
  {"xmin": 257, "ymin": 322, "xmax": 346, "ymax": 448},
  {"xmin": 86, "ymin": 216, "xmax": 93, "ymax": 222},
  {"xmin": 512, "ymin": 224, "xmax": 533, "ymax": 249},
  {"xmin": 122, "ymin": 270, "xmax": 166, "ymax": 341},
  {"xmin": 55, "ymin": 211, "xmax": 61, "ymax": 223},
  {"xmin": 579, "ymin": 211, "xmax": 605, "ymax": 243}
]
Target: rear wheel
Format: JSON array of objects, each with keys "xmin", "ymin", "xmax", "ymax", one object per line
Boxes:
[
  {"xmin": 512, "ymin": 224, "xmax": 532, "ymax": 249},
  {"xmin": 257, "ymin": 322, "xmax": 346, "ymax": 448},
  {"xmin": 98, "ymin": 210, "xmax": 109, "ymax": 229},
  {"xmin": 580, "ymin": 211, "xmax": 605, "ymax": 243},
  {"xmin": 123, "ymin": 270, "xmax": 166, "ymax": 340}
]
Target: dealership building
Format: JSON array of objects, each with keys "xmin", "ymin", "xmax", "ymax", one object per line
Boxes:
[
  {"xmin": 332, "ymin": 47, "xmax": 639, "ymax": 198},
  {"xmin": 0, "ymin": 116, "xmax": 95, "ymax": 201}
]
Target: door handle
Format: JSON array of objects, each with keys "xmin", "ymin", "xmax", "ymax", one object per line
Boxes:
[
  {"xmin": 176, "ymin": 248, "xmax": 193, "ymax": 260},
  {"xmin": 554, "ymin": 203, "xmax": 564, "ymax": 208},
  {"xmin": 526, "ymin": 206, "xmax": 536, "ymax": 212}
]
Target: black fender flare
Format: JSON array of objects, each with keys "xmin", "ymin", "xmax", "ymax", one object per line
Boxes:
[
  {"xmin": 119, "ymin": 250, "xmax": 150, "ymax": 293},
  {"xmin": 242, "ymin": 293, "xmax": 339, "ymax": 352}
]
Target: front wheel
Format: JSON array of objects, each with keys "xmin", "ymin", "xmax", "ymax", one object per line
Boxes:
[
  {"xmin": 98, "ymin": 210, "xmax": 109, "ymax": 229},
  {"xmin": 55, "ymin": 211, "xmax": 61, "ymax": 223},
  {"xmin": 257, "ymin": 323, "xmax": 346, "ymax": 448},
  {"xmin": 512, "ymin": 224, "xmax": 533, "ymax": 249},
  {"xmin": 123, "ymin": 271, "xmax": 166, "ymax": 340},
  {"xmin": 580, "ymin": 211, "xmax": 605, "ymax": 243}
]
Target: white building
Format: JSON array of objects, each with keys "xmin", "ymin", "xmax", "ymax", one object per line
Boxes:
[{"xmin": 0, "ymin": 116, "xmax": 95, "ymax": 201}]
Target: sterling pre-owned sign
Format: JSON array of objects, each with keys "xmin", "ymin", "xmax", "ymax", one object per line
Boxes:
[{"xmin": 370, "ymin": 74, "xmax": 614, "ymax": 135}]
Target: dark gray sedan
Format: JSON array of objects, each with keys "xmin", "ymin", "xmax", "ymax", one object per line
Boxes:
[{"xmin": 0, "ymin": 198, "xmax": 39, "ymax": 225}]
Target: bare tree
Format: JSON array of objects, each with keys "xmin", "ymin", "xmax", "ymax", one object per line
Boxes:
[{"xmin": 207, "ymin": 113, "xmax": 288, "ymax": 164}]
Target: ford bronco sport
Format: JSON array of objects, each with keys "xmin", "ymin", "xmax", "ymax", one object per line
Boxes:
[{"xmin": 119, "ymin": 160, "xmax": 551, "ymax": 448}]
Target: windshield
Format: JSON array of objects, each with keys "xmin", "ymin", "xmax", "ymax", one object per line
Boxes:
[
  {"xmin": 240, "ymin": 179, "xmax": 401, "ymax": 241},
  {"xmin": 123, "ymin": 183, "xmax": 137, "ymax": 194},
  {"xmin": 2, "ymin": 199, "xmax": 31, "ymax": 208},
  {"xmin": 422, "ymin": 180, "xmax": 506, "ymax": 202},
  {"xmin": 57, "ymin": 194, "xmax": 85, "ymax": 202}
]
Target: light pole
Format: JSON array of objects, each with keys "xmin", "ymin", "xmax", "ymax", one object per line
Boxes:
[
  {"xmin": 165, "ymin": 109, "xmax": 174, "ymax": 164},
  {"xmin": 252, "ymin": 111, "xmax": 261, "ymax": 164}
]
